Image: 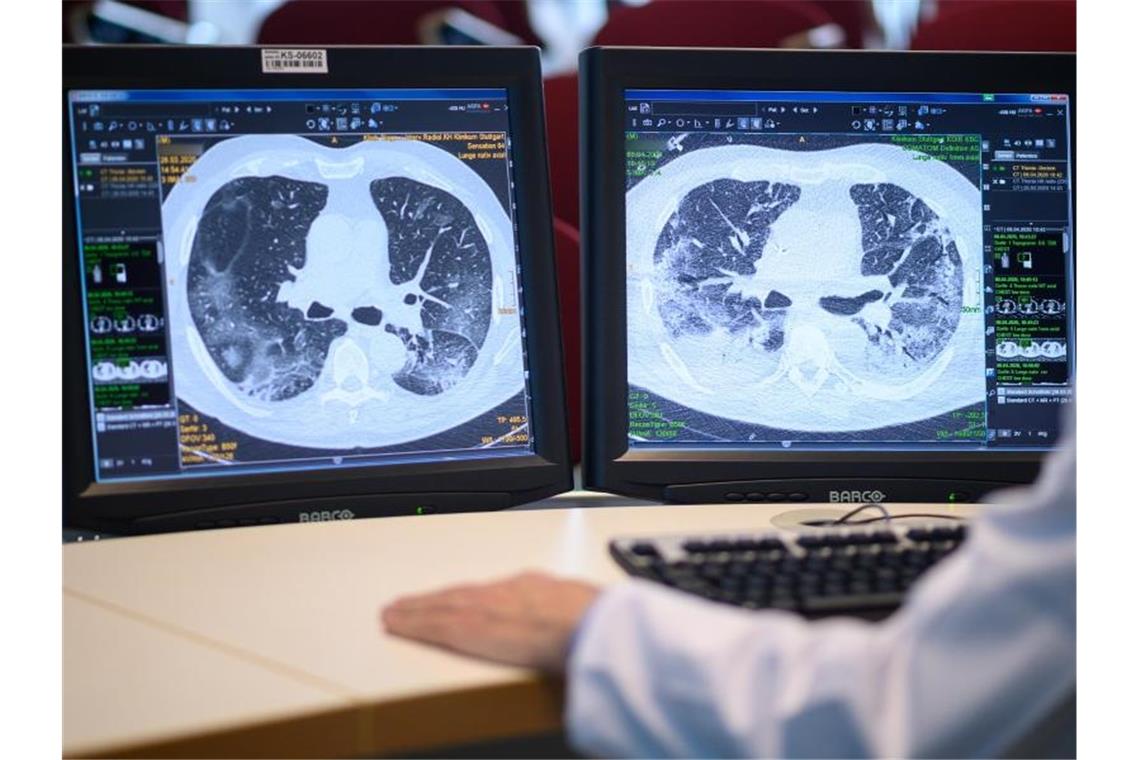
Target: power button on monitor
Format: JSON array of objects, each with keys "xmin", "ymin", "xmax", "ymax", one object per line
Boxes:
[{"xmin": 724, "ymin": 492, "xmax": 745, "ymax": 502}]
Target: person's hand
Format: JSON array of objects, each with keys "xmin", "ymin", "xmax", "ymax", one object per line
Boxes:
[{"xmin": 380, "ymin": 571, "xmax": 601, "ymax": 672}]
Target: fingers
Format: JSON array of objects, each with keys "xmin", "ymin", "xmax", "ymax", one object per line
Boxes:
[
  {"xmin": 382, "ymin": 602, "xmax": 474, "ymax": 650},
  {"xmin": 384, "ymin": 584, "xmax": 482, "ymax": 614},
  {"xmin": 382, "ymin": 571, "xmax": 553, "ymax": 617},
  {"xmin": 377, "ymin": 572, "xmax": 600, "ymax": 671},
  {"xmin": 380, "ymin": 582, "xmax": 501, "ymax": 645}
]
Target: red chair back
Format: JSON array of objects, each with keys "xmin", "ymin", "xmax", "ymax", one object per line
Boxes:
[
  {"xmin": 488, "ymin": 0, "xmax": 544, "ymax": 46},
  {"xmin": 543, "ymin": 73, "xmax": 579, "ymax": 231},
  {"xmin": 593, "ymin": 0, "xmax": 833, "ymax": 47},
  {"xmin": 813, "ymin": 0, "xmax": 871, "ymax": 48},
  {"xmin": 552, "ymin": 217, "xmax": 582, "ymax": 463},
  {"xmin": 910, "ymin": 0, "xmax": 1075, "ymax": 52},
  {"xmin": 257, "ymin": 0, "xmax": 508, "ymax": 45}
]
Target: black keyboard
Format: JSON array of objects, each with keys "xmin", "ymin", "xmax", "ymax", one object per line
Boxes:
[{"xmin": 610, "ymin": 524, "xmax": 968, "ymax": 620}]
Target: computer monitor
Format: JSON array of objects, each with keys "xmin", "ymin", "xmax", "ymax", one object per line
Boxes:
[
  {"xmin": 582, "ymin": 48, "xmax": 1075, "ymax": 505},
  {"xmin": 63, "ymin": 46, "xmax": 571, "ymax": 534}
]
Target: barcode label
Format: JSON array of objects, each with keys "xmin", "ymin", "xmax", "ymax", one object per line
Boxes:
[{"xmin": 261, "ymin": 48, "xmax": 328, "ymax": 73}]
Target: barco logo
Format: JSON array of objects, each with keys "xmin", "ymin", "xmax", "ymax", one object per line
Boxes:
[
  {"xmin": 829, "ymin": 490, "xmax": 886, "ymax": 503},
  {"xmin": 298, "ymin": 509, "xmax": 356, "ymax": 522}
]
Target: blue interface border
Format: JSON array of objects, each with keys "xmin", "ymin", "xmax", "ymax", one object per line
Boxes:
[
  {"xmin": 69, "ymin": 86, "xmax": 530, "ymax": 485},
  {"xmin": 71, "ymin": 88, "xmax": 507, "ymax": 103},
  {"xmin": 626, "ymin": 90, "xmax": 1068, "ymax": 104},
  {"xmin": 622, "ymin": 88, "xmax": 1073, "ymax": 454}
]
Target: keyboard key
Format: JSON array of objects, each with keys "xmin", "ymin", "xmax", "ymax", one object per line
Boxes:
[
  {"xmin": 630, "ymin": 542, "xmax": 659, "ymax": 557},
  {"xmin": 801, "ymin": 592, "xmax": 904, "ymax": 614},
  {"xmin": 769, "ymin": 596, "xmax": 797, "ymax": 611}
]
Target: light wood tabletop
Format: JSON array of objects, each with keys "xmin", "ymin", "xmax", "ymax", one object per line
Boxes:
[{"xmin": 63, "ymin": 496, "xmax": 976, "ymax": 758}]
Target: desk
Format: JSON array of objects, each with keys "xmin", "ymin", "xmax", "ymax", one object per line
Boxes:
[{"xmin": 63, "ymin": 496, "xmax": 975, "ymax": 758}]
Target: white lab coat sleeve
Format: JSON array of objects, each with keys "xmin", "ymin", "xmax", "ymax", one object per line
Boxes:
[{"xmin": 565, "ymin": 444, "xmax": 1075, "ymax": 758}]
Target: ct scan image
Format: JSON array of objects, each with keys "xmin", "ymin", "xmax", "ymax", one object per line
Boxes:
[
  {"xmin": 626, "ymin": 134, "xmax": 985, "ymax": 442},
  {"xmin": 162, "ymin": 135, "xmax": 525, "ymax": 451}
]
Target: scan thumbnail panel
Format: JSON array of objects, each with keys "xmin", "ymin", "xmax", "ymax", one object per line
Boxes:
[
  {"xmin": 625, "ymin": 132, "xmax": 986, "ymax": 445},
  {"xmin": 160, "ymin": 134, "xmax": 530, "ymax": 470}
]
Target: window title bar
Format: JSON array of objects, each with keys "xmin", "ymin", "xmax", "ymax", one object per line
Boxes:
[
  {"xmin": 71, "ymin": 88, "xmax": 508, "ymax": 103},
  {"xmin": 625, "ymin": 90, "xmax": 1068, "ymax": 104}
]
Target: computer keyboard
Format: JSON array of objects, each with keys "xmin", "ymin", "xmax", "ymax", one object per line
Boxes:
[{"xmin": 610, "ymin": 524, "xmax": 968, "ymax": 619}]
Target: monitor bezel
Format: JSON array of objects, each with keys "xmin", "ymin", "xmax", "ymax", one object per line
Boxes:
[
  {"xmin": 63, "ymin": 45, "xmax": 572, "ymax": 533},
  {"xmin": 581, "ymin": 47, "xmax": 1076, "ymax": 501}
]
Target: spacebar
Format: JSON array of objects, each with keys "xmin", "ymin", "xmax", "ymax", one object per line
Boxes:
[{"xmin": 801, "ymin": 592, "xmax": 905, "ymax": 614}]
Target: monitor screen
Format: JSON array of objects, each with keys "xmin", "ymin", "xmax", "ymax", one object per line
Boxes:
[
  {"xmin": 67, "ymin": 88, "xmax": 532, "ymax": 483},
  {"xmin": 623, "ymin": 89, "xmax": 1073, "ymax": 452}
]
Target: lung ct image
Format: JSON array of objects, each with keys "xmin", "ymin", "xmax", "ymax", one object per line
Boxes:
[
  {"xmin": 625, "ymin": 131, "xmax": 986, "ymax": 444},
  {"xmin": 161, "ymin": 133, "xmax": 528, "ymax": 464}
]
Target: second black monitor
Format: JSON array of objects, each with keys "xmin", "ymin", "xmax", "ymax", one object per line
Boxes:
[{"xmin": 582, "ymin": 48, "xmax": 1075, "ymax": 504}]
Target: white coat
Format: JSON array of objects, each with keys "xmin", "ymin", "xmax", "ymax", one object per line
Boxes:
[{"xmin": 567, "ymin": 440, "xmax": 1076, "ymax": 757}]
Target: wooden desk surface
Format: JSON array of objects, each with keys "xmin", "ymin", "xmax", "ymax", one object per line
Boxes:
[{"xmin": 63, "ymin": 497, "xmax": 976, "ymax": 758}]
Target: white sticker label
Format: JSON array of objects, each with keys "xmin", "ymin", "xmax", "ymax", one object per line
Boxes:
[{"xmin": 261, "ymin": 48, "xmax": 328, "ymax": 73}]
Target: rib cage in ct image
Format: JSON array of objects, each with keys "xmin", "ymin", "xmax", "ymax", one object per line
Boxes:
[
  {"xmin": 626, "ymin": 143, "xmax": 984, "ymax": 433},
  {"xmin": 162, "ymin": 135, "xmax": 524, "ymax": 449}
]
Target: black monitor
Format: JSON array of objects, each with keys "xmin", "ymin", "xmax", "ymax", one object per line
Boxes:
[
  {"xmin": 582, "ymin": 48, "xmax": 1075, "ymax": 505},
  {"xmin": 63, "ymin": 45, "xmax": 571, "ymax": 534}
]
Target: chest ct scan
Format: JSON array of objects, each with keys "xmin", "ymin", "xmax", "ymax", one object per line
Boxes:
[
  {"xmin": 163, "ymin": 136, "xmax": 524, "ymax": 450},
  {"xmin": 627, "ymin": 142, "xmax": 985, "ymax": 435}
]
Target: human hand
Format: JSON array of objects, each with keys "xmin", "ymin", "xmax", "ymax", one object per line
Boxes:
[{"xmin": 380, "ymin": 571, "xmax": 601, "ymax": 672}]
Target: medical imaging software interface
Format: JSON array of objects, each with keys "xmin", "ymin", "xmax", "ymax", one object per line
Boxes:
[
  {"xmin": 624, "ymin": 90, "xmax": 1073, "ymax": 450},
  {"xmin": 69, "ymin": 88, "xmax": 533, "ymax": 482}
]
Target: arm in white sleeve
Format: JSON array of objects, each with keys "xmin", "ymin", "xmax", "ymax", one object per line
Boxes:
[{"xmin": 566, "ymin": 443, "xmax": 1075, "ymax": 758}]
